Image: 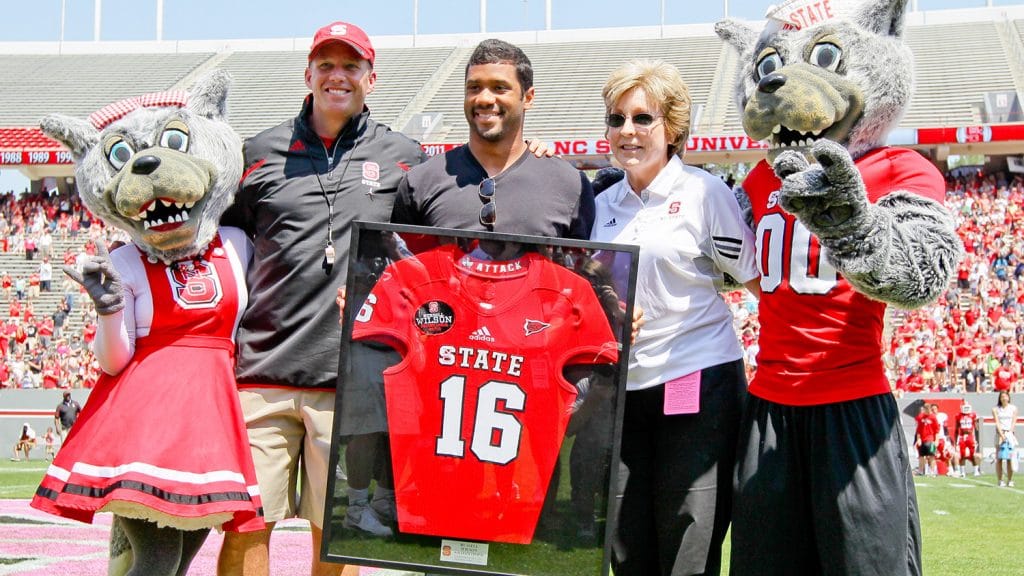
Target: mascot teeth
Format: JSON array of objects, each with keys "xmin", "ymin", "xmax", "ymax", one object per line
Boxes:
[
  {"xmin": 134, "ymin": 198, "xmax": 196, "ymax": 229},
  {"xmin": 137, "ymin": 198, "xmax": 195, "ymax": 231},
  {"xmin": 772, "ymin": 126, "xmax": 817, "ymax": 149}
]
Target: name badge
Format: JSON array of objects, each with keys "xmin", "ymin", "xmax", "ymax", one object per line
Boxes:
[{"xmin": 664, "ymin": 371, "xmax": 700, "ymax": 415}]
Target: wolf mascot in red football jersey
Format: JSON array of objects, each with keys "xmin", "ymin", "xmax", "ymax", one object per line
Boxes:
[{"xmin": 715, "ymin": 0, "xmax": 962, "ymax": 573}]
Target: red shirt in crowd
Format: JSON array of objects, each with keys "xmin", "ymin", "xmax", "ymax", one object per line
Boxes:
[{"xmin": 994, "ymin": 366, "xmax": 1015, "ymax": 391}]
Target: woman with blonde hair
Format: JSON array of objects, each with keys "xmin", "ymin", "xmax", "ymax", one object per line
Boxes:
[{"xmin": 591, "ymin": 59, "xmax": 759, "ymax": 575}]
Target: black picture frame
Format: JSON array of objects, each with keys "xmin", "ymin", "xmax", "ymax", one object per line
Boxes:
[{"xmin": 323, "ymin": 221, "xmax": 639, "ymax": 576}]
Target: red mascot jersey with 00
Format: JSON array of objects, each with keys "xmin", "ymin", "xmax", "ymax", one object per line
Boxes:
[
  {"xmin": 742, "ymin": 148, "xmax": 945, "ymax": 406},
  {"xmin": 352, "ymin": 244, "xmax": 618, "ymax": 544}
]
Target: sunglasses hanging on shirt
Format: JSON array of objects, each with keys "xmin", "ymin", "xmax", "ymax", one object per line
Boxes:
[{"xmin": 479, "ymin": 178, "xmax": 497, "ymax": 228}]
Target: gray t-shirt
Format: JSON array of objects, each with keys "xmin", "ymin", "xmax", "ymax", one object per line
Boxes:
[{"xmin": 392, "ymin": 145, "xmax": 594, "ymax": 239}]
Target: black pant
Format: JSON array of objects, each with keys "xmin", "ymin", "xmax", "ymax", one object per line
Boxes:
[
  {"xmin": 612, "ymin": 359, "xmax": 746, "ymax": 576},
  {"xmin": 731, "ymin": 393, "xmax": 922, "ymax": 576}
]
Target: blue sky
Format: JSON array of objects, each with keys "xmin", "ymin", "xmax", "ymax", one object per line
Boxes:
[{"xmin": 0, "ymin": 0, "xmax": 1011, "ymax": 42}]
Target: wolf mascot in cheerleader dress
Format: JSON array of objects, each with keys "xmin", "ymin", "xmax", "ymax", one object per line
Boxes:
[
  {"xmin": 31, "ymin": 70, "xmax": 263, "ymax": 576},
  {"xmin": 714, "ymin": 0, "xmax": 963, "ymax": 573}
]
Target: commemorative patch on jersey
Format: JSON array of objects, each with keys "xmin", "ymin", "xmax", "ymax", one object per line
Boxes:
[{"xmin": 415, "ymin": 300, "xmax": 455, "ymax": 335}]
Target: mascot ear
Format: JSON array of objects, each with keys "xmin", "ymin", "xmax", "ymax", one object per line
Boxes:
[
  {"xmin": 40, "ymin": 114, "xmax": 98, "ymax": 161},
  {"xmin": 853, "ymin": 0, "xmax": 909, "ymax": 38},
  {"xmin": 715, "ymin": 19, "xmax": 759, "ymax": 56},
  {"xmin": 187, "ymin": 68, "xmax": 232, "ymax": 121}
]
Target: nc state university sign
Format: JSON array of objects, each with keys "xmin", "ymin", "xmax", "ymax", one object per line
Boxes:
[{"xmin": 420, "ymin": 136, "xmax": 768, "ymax": 157}]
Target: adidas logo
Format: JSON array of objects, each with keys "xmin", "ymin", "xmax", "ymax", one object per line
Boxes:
[
  {"xmin": 469, "ymin": 326, "xmax": 496, "ymax": 343},
  {"xmin": 603, "ymin": 217, "xmax": 617, "ymax": 227}
]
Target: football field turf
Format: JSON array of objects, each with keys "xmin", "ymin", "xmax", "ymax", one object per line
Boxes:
[{"xmin": 2, "ymin": 459, "xmax": 1022, "ymax": 575}]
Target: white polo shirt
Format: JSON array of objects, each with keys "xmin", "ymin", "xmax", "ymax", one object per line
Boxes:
[{"xmin": 591, "ymin": 156, "xmax": 758, "ymax": 391}]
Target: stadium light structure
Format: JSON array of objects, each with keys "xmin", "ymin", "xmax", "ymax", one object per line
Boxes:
[
  {"xmin": 94, "ymin": 0, "xmax": 101, "ymax": 41},
  {"xmin": 157, "ymin": 0, "xmax": 164, "ymax": 41},
  {"xmin": 660, "ymin": 0, "xmax": 665, "ymax": 37},
  {"xmin": 59, "ymin": 0, "xmax": 66, "ymax": 44}
]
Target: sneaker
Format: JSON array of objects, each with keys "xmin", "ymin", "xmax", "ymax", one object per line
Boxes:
[
  {"xmin": 974, "ymin": 469, "xmax": 981, "ymax": 477},
  {"xmin": 1009, "ymin": 481, "xmax": 1016, "ymax": 487},
  {"xmin": 999, "ymin": 481, "xmax": 1007, "ymax": 487},
  {"xmin": 576, "ymin": 515, "xmax": 597, "ymax": 540},
  {"xmin": 370, "ymin": 494, "xmax": 396, "ymax": 525},
  {"xmin": 344, "ymin": 501, "xmax": 393, "ymax": 537}
]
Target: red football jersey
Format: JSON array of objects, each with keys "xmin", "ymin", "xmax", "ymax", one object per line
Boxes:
[
  {"xmin": 956, "ymin": 412, "xmax": 979, "ymax": 459},
  {"xmin": 353, "ymin": 244, "xmax": 618, "ymax": 544},
  {"xmin": 742, "ymin": 148, "xmax": 945, "ymax": 406},
  {"xmin": 956, "ymin": 411, "xmax": 979, "ymax": 446}
]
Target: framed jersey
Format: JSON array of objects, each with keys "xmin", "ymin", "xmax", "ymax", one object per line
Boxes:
[{"xmin": 324, "ymin": 222, "xmax": 639, "ymax": 576}]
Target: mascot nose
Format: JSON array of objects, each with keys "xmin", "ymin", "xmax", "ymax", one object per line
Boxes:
[
  {"xmin": 757, "ymin": 72, "xmax": 787, "ymax": 94},
  {"xmin": 131, "ymin": 155, "xmax": 161, "ymax": 175}
]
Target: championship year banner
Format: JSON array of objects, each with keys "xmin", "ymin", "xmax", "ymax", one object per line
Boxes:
[{"xmin": 324, "ymin": 222, "xmax": 639, "ymax": 576}]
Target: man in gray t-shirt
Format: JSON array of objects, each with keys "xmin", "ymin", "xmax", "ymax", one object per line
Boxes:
[{"xmin": 392, "ymin": 39, "xmax": 593, "ymax": 237}]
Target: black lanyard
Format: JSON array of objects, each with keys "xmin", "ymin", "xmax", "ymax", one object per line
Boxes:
[{"xmin": 308, "ymin": 135, "xmax": 357, "ymax": 270}]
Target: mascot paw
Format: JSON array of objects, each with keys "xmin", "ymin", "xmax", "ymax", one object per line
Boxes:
[
  {"xmin": 772, "ymin": 139, "xmax": 868, "ymax": 237},
  {"xmin": 63, "ymin": 241, "xmax": 125, "ymax": 316}
]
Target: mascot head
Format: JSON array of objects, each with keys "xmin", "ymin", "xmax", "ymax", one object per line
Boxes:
[
  {"xmin": 40, "ymin": 70, "xmax": 241, "ymax": 263},
  {"xmin": 716, "ymin": 0, "xmax": 911, "ymax": 161}
]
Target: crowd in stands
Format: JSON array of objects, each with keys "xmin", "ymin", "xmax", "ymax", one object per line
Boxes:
[
  {"xmin": 3, "ymin": 166, "xmax": 1023, "ymax": 394},
  {"xmin": 728, "ymin": 168, "xmax": 1024, "ymax": 395},
  {"xmin": 0, "ymin": 187, "xmax": 107, "ymax": 390},
  {"xmin": 887, "ymin": 170, "xmax": 1024, "ymax": 395}
]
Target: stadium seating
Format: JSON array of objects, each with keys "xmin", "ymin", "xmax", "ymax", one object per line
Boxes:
[
  {"xmin": 902, "ymin": 22, "xmax": 1018, "ymax": 127},
  {"xmin": 0, "ymin": 15, "xmax": 1021, "ymax": 140},
  {"xmin": 218, "ymin": 46, "xmax": 456, "ymax": 138},
  {"xmin": 0, "ymin": 53, "xmax": 214, "ymax": 127}
]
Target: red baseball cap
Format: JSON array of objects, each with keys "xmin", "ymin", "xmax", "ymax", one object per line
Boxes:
[{"xmin": 309, "ymin": 21, "xmax": 375, "ymax": 66}]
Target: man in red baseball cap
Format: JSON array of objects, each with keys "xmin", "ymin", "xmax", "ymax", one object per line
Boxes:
[
  {"xmin": 302, "ymin": 20, "xmax": 378, "ymax": 144},
  {"xmin": 217, "ymin": 18, "xmax": 428, "ymax": 576},
  {"xmin": 308, "ymin": 21, "xmax": 376, "ymax": 66}
]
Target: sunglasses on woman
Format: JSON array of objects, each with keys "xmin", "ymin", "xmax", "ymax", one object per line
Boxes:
[{"xmin": 605, "ymin": 112, "xmax": 661, "ymax": 128}]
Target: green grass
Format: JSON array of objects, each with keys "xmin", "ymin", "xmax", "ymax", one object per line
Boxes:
[
  {"xmin": 715, "ymin": 475, "xmax": 1024, "ymax": 575},
  {"xmin": 0, "ymin": 459, "xmax": 49, "ymax": 499},
  {"xmin": 913, "ymin": 475, "xmax": 1024, "ymax": 576},
  {"xmin": 4, "ymin": 458, "xmax": 1022, "ymax": 575}
]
